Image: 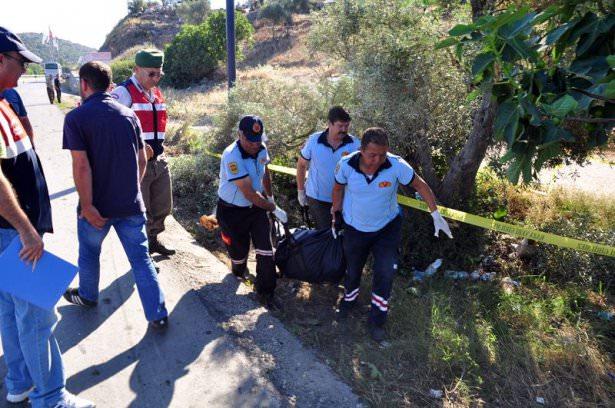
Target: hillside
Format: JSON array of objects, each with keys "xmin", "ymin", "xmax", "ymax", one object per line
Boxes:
[
  {"xmin": 99, "ymin": 7, "xmax": 181, "ymax": 57},
  {"xmin": 18, "ymin": 32, "xmax": 94, "ymax": 66}
]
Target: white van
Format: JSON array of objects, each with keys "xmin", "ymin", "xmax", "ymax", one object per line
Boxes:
[{"xmin": 44, "ymin": 62, "xmax": 62, "ymax": 77}]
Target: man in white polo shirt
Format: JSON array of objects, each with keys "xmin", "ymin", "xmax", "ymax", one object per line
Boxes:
[
  {"xmin": 296, "ymin": 106, "xmax": 360, "ymax": 230},
  {"xmin": 332, "ymin": 127, "xmax": 452, "ymax": 342}
]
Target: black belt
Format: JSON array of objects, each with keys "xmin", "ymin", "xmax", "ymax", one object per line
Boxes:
[{"xmin": 217, "ymin": 198, "xmax": 251, "ymax": 209}]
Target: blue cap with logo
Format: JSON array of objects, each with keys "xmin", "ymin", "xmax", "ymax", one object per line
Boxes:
[
  {"xmin": 0, "ymin": 27, "xmax": 42, "ymax": 64},
  {"xmin": 239, "ymin": 115, "xmax": 265, "ymax": 143}
]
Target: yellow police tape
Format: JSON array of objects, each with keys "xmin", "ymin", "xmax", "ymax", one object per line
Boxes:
[{"xmin": 204, "ymin": 150, "xmax": 615, "ymax": 257}]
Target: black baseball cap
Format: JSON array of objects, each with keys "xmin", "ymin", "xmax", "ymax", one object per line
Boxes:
[
  {"xmin": 239, "ymin": 115, "xmax": 265, "ymax": 142},
  {"xmin": 0, "ymin": 27, "xmax": 42, "ymax": 63}
]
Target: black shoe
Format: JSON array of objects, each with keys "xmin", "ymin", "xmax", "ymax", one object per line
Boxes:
[
  {"xmin": 336, "ymin": 300, "xmax": 356, "ymax": 320},
  {"xmin": 149, "ymin": 237, "xmax": 176, "ymax": 256},
  {"xmin": 258, "ymin": 293, "xmax": 282, "ymax": 311},
  {"xmin": 367, "ymin": 323, "xmax": 386, "ymax": 342},
  {"xmin": 63, "ymin": 288, "xmax": 97, "ymax": 307},
  {"xmin": 150, "ymin": 317, "xmax": 169, "ymax": 331},
  {"xmin": 232, "ymin": 265, "xmax": 248, "ymax": 281}
]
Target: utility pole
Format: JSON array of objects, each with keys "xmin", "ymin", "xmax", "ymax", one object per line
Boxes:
[{"xmin": 226, "ymin": 0, "xmax": 236, "ymax": 89}]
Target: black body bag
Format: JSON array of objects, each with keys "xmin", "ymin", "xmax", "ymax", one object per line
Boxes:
[{"xmin": 273, "ymin": 223, "xmax": 346, "ymax": 284}]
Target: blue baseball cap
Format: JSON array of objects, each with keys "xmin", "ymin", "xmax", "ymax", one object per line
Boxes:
[
  {"xmin": 239, "ymin": 115, "xmax": 265, "ymax": 142},
  {"xmin": 0, "ymin": 27, "xmax": 42, "ymax": 64}
]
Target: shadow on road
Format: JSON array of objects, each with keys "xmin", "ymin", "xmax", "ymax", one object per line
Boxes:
[{"xmin": 65, "ymin": 289, "xmax": 274, "ymax": 407}]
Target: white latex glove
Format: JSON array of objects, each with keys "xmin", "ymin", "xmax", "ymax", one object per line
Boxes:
[
  {"xmin": 431, "ymin": 210, "xmax": 453, "ymax": 239},
  {"xmin": 297, "ymin": 189, "xmax": 308, "ymax": 207},
  {"xmin": 273, "ymin": 205, "xmax": 288, "ymax": 224},
  {"xmin": 266, "ymin": 195, "xmax": 275, "ymax": 205}
]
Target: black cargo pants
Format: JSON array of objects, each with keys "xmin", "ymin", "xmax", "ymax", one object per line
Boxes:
[{"xmin": 216, "ymin": 199, "xmax": 277, "ymax": 295}]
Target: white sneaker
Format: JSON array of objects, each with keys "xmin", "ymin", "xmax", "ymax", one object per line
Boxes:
[
  {"xmin": 53, "ymin": 392, "xmax": 96, "ymax": 408},
  {"xmin": 6, "ymin": 386, "xmax": 34, "ymax": 403}
]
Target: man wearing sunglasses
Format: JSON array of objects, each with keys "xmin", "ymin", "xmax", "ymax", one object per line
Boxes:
[
  {"xmin": 111, "ymin": 49, "xmax": 175, "ymax": 259},
  {"xmin": 0, "ymin": 27, "xmax": 95, "ymax": 408}
]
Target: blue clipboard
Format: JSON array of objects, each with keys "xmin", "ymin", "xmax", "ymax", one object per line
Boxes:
[{"xmin": 0, "ymin": 237, "xmax": 78, "ymax": 310}]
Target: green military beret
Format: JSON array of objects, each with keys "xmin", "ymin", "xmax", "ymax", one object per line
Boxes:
[{"xmin": 135, "ymin": 49, "xmax": 164, "ymax": 68}]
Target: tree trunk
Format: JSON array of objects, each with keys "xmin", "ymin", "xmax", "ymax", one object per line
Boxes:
[{"xmin": 438, "ymin": 93, "xmax": 496, "ymax": 207}]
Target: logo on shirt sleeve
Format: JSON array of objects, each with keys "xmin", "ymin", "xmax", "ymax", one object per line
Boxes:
[
  {"xmin": 228, "ymin": 162, "xmax": 239, "ymax": 174},
  {"xmin": 378, "ymin": 181, "xmax": 392, "ymax": 188},
  {"xmin": 342, "ymin": 151, "xmax": 350, "ymax": 156}
]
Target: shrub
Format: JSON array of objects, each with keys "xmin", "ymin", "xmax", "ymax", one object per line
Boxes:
[
  {"xmin": 308, "ymin": 0, "xmax": 478, "ymax": 202},
  {"xmin": 108, "ymin": 43, "xmax": 156, "ymax": 84},
  {"xmin": 175, "ymin": 0, "xmax": 211, "ymax": 25},
  {"xmin": 110, "ymin": 59, "xmax": 134, "ymax": 84},
  {"xmin": 164, "ymin": 10, "xmax": 254, "ymax": 88}
]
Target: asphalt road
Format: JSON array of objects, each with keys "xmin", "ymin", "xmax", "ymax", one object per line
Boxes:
[{"xmin": 0, "ymin": 81, "xmax": 359, "ymax": 408}]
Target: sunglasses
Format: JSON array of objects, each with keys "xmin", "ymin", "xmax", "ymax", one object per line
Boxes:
[
  {"xmin": 147, "ymin": 71, "xmax": 164, "ymax": 78},
  {"xmin": 2, "ymin": 53, "xmax": 29, "ymax": 69}
]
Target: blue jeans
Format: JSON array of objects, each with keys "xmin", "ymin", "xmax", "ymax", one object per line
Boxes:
[
  {"xmin": 0, "ymin": 228, "xmax": 65, "ymax": 408},
  {"xmin": 77, "ymin": 213, "xmax": 167, "ymax": 321}
]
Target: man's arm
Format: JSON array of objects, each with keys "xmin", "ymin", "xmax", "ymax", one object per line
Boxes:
[
  {"xmin": 263, "ymin": 167, "xmax": 273, "ymax": 198},
  {"xmin": 0, "ymin": 167, "xmax": 43, "ymax": 262},
  {"xmin": 138, "ymin": 147, "xmax": 147, "ymax": 181},
  {"xmin": 19, "ymin": 116, "xmax": 34, "ymax": 144},
  {"xmin": 331, "ymin": 182, "xmax": 345, "ymax": 213},
  {"xmin": 411, "ymin": 174, "xmax": 453, "ymax": 238},
  {"xmin": 410, "ymin": 175, "xmax": 438, "ymax": 212},
  {"xmin": 296, "ymin": 156, "xmax": 309, "ymax": 191},
  {"xmin": 70, "ymin": 150, "xmax": 108, "ymax": 229},
  {"xmin": 233, "ymin": 177, "xmax": 275, "ymax": 211}
]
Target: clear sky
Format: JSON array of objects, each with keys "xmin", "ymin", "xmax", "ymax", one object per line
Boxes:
[{"xmin": 4, "ymin": 0, "xmax": 228, "ymax": 50}]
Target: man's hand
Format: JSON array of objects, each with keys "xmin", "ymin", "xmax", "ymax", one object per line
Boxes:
[
  {"xmin": 297, "ymin": 189, "xmax": 307, "ymax": 207},
  {"xmin": 267, "ymin": 195, "xmax": 275, "ymax": 205},
  {"xmin": 145, "ymin": 144, "xmax": 154, "ymax": 161},
  {"xmin": 18, "ymin": 225, "xmax": 44, "ymax": 264},
  {"xmin": 430, "ymin": 210, "xmax": 453, "ymax": 239},
  {"xmin": 80, "ymin": 205, "xmax": 108, "ymax": 229},
  {"xmin": 272, "ymin": 205, "xmax": 288, "ymax": 223}
]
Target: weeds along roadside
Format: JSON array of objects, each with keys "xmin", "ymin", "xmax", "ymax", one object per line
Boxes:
[{"xmin": 164, "ymin": 70, "xmax": 614, "ymax": 407}]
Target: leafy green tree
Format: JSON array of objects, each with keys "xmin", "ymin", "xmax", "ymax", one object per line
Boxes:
[
  {"xmin": 26, "ymin": 64, "xmax": 44, "ymax": 75},
  {"xmin": 164, "ymin": 10, "xmax": 254, "ymax": 87},
  {"xmin": 310, "ymin": 0, "xmax": 491, "ymax": 206},
  {"xmin": 259, "ymin": 1, "xmax": 293, "ymax": 38},
  {"xmin": 175, "ymin": 0, "xmax": 211, "ymax": 25},
  {"xmin": 128, "ymin": 0, "xmax": 146, "ymax": 14},
  {"xmin": 438, "ymin": 0, "xmax": 614, "ymax": 183}
]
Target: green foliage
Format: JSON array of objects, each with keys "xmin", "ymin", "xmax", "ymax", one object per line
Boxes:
[
  {"xmin": 110, "ymin": 59, "xmax": 134, "ymax": 84},
  {"xmin": 439, "ymin": 1, "xmax": 614, "ymax": 183},
  {"xmin": 259, "ymin": 1, "xmax": 294, "ymax": 30},
  {"xmin": 309, "ymin": 0, "xmax": 475, "ymax": 179},
  {"xmin": 127, "ymin": 0, "xmax": 147, "ymax": 14},
  {"xmin": 164, "ymin": 10, "xmax": 254, "ymax": 88},
  {"xmin": 26, "ymin": 64, "xmax": 44, "ymax": 75},
  {"xmin": 210, "ymin": 71, "xmax": 353, "ymax": 158},
  {"xmin": 175, "ymin": 0, "xmax": 211, "ymax": 25}
]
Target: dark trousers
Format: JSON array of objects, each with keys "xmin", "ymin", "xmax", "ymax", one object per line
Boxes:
[
  {"xmin": 216, "ymin": 200, "xmax": 276, "ymax": 295},
  {"xmin": 341, "ymin": 215, "xmax": 402, "ymax": 327},
  {"xmin": 307, "ymin": 196, "xmax": 332, "ymax": 231}
]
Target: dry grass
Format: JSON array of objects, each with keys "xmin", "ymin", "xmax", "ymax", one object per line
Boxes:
[{"xmin": 167, "ymin": 13, "xmax": 614, "ymax": 408}]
